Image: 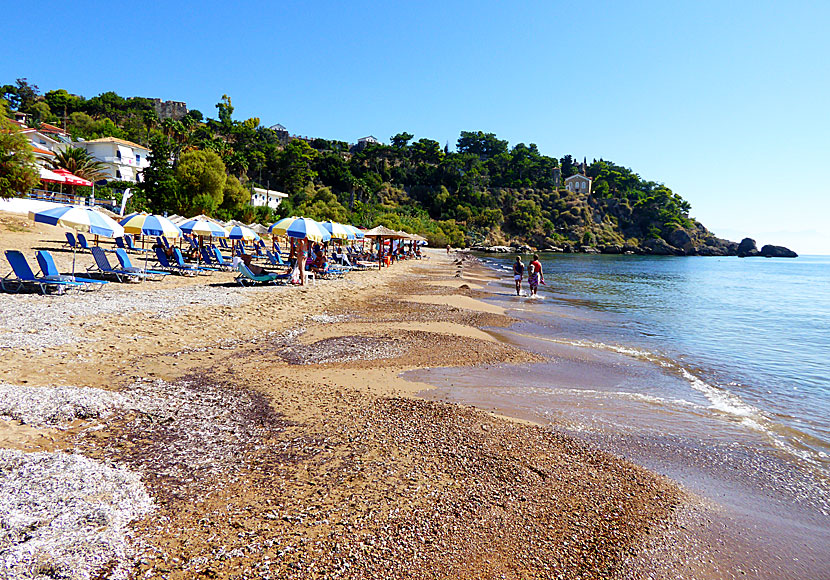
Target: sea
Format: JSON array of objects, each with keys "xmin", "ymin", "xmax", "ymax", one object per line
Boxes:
[{"xmin": 407, "ymin": 253, "xmax": 830, "ymax": 577}]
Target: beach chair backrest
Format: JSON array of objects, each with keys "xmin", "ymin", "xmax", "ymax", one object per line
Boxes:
[
  {"xmin": 65, "ymin": 232, "xmax": 77, "ymax": 248},
  {"xmin": 35, "ymin": 250, "xmax": 60, "ymax": 277},
  {"xmin": 5, "ymin": 250, "xmax": 37, "ymax": 281},
  {"xmin": 90, "ymin": 246, "xmax": 113, "ymax": 272},
  {"xmin": 156, "ymin": 236, "xmax": 167, "ymax": 249},
  {"xmin": 77, "ymin": 233, "xmax": 90, "ymax": 249},
  {"xmin": 212, "ymin": 247, "xmax": 227, "ymax": 265},
  {"xmin": 126, "ymin": 235, "xmax": 139, "ymax": 250},
  {"xmin": 115, "ymin": 248, "xmax": 133, "ymax": 269},
  {"xmin": 173, "ymin": 248, "xmax": 187, "ymax": 266},
  {"xmin": 115, "ymin": 237, "xmax": 126, "ymax": 249},
  {"xmin": 238, "ymin": 262, "xmax": 260, "ymax": 279},
  {"xmin": 155, "ymin": 247, "xmax": 172, "ymax": 267},
  {"xmin": 200, "ymin": 247, "xmax": 214, "ymax": 265}
]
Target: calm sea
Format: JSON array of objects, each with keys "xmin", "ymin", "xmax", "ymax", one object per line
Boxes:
[{"xmin": 477, "ymin": 253, "xmax": 830, "ymax": 469}]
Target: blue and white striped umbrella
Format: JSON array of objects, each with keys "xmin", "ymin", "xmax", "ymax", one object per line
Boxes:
[
  {"xmin": 269, "ymin": 217, "xmax": 331, "ymax": 242},
  {"xmin": 179, "ymin": 217, "xmax": 229, "ymax": 238},
  {"xmin": 345, "ymin": 224, "xmax": 365, "ymax": 239},
  {"xmin": 120, "ymin": 212, "xmax": 183, "ymax": 238},
  {"xmin": 29, "ymin": 205, "xmax": 124, "ymax": 238},
  {"xmin": 320, "ymin": 221, "xmax": 354, "ymax": 240},
  {"xmin": 227, "ymin": 224, "xmax": 260, "ymax": 241}
]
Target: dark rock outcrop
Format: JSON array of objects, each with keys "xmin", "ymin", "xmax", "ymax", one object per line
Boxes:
[
  {"xmin": 760, "ymin": 245, "xmax": 798, "ymax": 258},
  {"xmin": 644, "ymin": 238, "xmax": 679, "ymax": 255},
  {"xmin": 737, "ymin": 238, "xmax": 760, "ymax": 258},
  {"xmin": 667, "ymin": 228, "xmax": 695, "ymax": 254}
]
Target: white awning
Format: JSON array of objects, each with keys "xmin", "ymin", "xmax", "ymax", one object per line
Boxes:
[
  {"xmin": 38, "ymin": 166, "xmax": 66, "ymax": 182},
  {"xmin": 117, "ymin": 145, "xmax": 134, "ymax": 165}
]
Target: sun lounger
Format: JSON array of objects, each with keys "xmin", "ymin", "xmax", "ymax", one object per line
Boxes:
[
  {"xmin": 64, "ymin": 232, "xmax": 78, "ymax": 249},
  {"xmin": 77, "ymin": 233, "xmax": 92, "ymax": 251},
  {"xmin": 200, "ymin": 247, "xmax": 232, "ymax": 271},
  {"xmin": 211, "ymin": 247, "xmax": 234, "ymax": 269},
  {"xmin": 123, "ymin": 234, "xmax": 151, "ymax": 253},
  {"xmin": 88, "ymin": 246, "xmax": 143, "ymax": 282},
  {"xmin": 235, "ymin": 262, "xmax": 289, "ymax": 286},
  {"xmin": 35, "ymin": 250, "xmax": 108, "ymax": 290},
  {"xmin": 172, "ymin": 248, "xmax": 216, "ymax": 275},
  {"xmin": 154, "ymin": 248, "xmax": 198, "ymax": 276},
  {"xmin": 265, "ymin": 250, "xmax": 287, "ymax": 267},
  {"xmin": 115, "ymin": 248, "xmax": 170, "ymax": 280},
  {"xmin": 2, "ymin": 250, "xmax": 85, "ymax": 294}
]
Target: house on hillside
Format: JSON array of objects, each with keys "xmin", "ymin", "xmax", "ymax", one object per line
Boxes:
[
  {"xmin": 250, "ymin": 187, "xmax": 288, "ymax": 210},
  {"xmin": 37, "ymin": 122, "xmax": 72, "ymax": 143},
  {"xmin": 565, "ymin": 174, "xmax": 592, "ymax": 195},
  {"xmin": 352, "ymin": 135, "xmax": 380, "ymax": 152},
  {"xmin": 19, "ymin": 129, "xmax": 66, "ymax": 167},
  {"xmin": 269, "ymin": 124, "xmax": 290, "ymax": 144},
  {"xmin": 72, "ymin": 137, "xmax": 150, "ymax": 182}
]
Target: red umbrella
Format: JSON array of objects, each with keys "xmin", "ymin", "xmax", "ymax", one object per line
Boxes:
[{"xmin": 50, "ymin": 168, "xmax": 93, "ymax": 187}]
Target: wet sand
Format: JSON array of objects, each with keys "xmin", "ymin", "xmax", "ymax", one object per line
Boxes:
[
  {"xmin": 412, "ymin": 257, "xmax": 830, "ymax": 579},
  {"xmin": 0, "ymin": 212, "xmax": 681, "ymax": 579}
]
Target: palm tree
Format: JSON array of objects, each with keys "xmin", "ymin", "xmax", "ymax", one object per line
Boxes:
[{"xmin": 51, "ymin": 147, "xmax": 109, "ymax": 183}]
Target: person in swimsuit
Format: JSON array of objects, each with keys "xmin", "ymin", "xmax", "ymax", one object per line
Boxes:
[
  {"xmin": 512, "ymin": 256, "xmax": 525, "ymax": 296},
  {"xmin": 528, "ymin": 254, "xmax": 544, "ymax": 296}
]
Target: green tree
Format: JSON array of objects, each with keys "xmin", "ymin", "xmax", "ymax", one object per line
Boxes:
[
  {"xmin": 457, "ymin": 131, "xmax": 508, "ymax": 159},
  {"xmin": 295, "ymin": 186, "xmax": 348, "ymax": 222},
  {"xmin": 0, "ymin": 110, "xmax": 38, "ymax": 197},
  {"xmin": 277, "ymin": 139, "xmax": 318, "ymax": 194},
  {"xmin": 176, "ymin": 149, "xmax": 227, "ymax": 214},
  {"xmin": 50, "ymin": 147, "xmax": 109, "ymax": 182},
  {"xmin": 390, "ymin": 132, "xmax": 414, "ymax": 149},
  {"xmin": 143, "ymin": 136, "xmax": 180, "ymax": 212},
  {"xmin": 219, "ymin": 175, "xmax": 251, "ymax": 217}
]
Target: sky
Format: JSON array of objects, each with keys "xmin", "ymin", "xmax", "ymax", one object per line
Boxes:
[{"xmin": 3, "ymin": 0, "xmax": 828, "ymax": 253}]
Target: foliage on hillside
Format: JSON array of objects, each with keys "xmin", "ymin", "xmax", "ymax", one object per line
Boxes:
[{"xmin": 2, "ymin": 79, "xmax": 703, "ymax": 249}]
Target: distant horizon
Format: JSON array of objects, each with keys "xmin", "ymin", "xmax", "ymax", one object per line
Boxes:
[{"xmin": 3, "ymin": 0, "xmax": 827, "ymax": 254}]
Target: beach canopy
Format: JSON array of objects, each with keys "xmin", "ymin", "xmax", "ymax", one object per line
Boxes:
[
  {"xmin": 248, "ymin": 223, "xmax": 270, "ymax": 236},
  {"xmin": 50, "ymin": 168, "xmax": 93, "ymax": 187},
  {"xmin": 29, "ymin": 205, "xmax": 124, "ymax": 238},
  {"xmin": 227, "ymin": 224, "xmax": 260, "ymax": 241},
  {"xmin": 179, "ymin": 216, "xmax": 229, "ymax": 238},
  {"xmin": 363, "ymin": 225, "xmax": 404, "ymax": 238},
  {"xmin": 38, "ymin": 166, "xmax": 67, "ymax": 183},
  {"xmin": 320, "ymin": 221, "xmax": 353, "ymax": 240},
  {"xmin": 269, "ymin": 216, "xmax": 330, "ymax": 242},
  {"xmin": 119, "ymin": 212, "xmax": 183, "ymax": 238}
]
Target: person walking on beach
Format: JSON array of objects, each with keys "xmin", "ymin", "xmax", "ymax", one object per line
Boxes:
[
  {"xmin": 512, "ymin": 256, "xmax": 525, "ymax": 296},
  {"xmin": 528, "ymin": 254, "xmax": 544, "ymax": 296}
]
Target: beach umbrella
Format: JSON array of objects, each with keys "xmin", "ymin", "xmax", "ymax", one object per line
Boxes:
[
  {"xmin": 269, "ymin": 216, "xmax": 330, "ymax": 242},
  {"xmin": 29, "ymin": 205, "xmax": 125, "ymax": 276},
  {"xmin": 120, "ymin": 212, "xmax": 183, "ymax": 239},
  {"xmin": 179, "ymin": 217, "xmax": 229, "ymax": 238},
  {"xmin": 345, "ymin": 225, "xmax": 365, "ymax": 239},
  {"xmin": 320, "ymin": 220, "xmax": 353, "ymax": 240},
  {"xmin": 227, "ymin": 224, "xmax": 260, "ymax": 241},
  {"xmin": 50, "ymin": 168, "xmax": 93, "ymax": 187}
]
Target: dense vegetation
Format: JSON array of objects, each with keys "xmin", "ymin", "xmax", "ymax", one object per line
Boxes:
[{"xmin": 2, "ymin": 78, "xmax": 703, "ymax": 249}]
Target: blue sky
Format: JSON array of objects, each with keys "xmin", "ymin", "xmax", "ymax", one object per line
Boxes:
[{"xmin": 4, "ymin": 0, "xmax": 828, "ymax": 253}]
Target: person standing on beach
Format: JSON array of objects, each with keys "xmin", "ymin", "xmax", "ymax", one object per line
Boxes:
[
  {"xmin": 528, "ymin": 254, "xmax": 544, "ymax": 296},
  {"xmin": 512, "ymin": 256, "xmax": 525, "ymax": 296}
]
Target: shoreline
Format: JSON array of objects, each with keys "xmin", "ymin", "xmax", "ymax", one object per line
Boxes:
[
  {"xmin": 1, "ymin": 214, "xmax": 683, "ymax": 578},
  {"xmin": 432, "ymin": 252, "xmax": 830, "ymax": 579}
]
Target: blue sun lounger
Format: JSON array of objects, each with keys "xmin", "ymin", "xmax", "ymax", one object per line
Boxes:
[
  {"xmin": 36, "ymin": 250, "xmax": 108, "ymax": 291},
  {"xmin": 2, "ymin": 250, "xmax": 85, "ymax": 294},
  {"xmin": 172, "ymin": 248, "xmax": 216, "ymax": 275},
  {"xmin": 88, "ymin": 246, "xmax": 143, "ymax": 282},
  {"xmin": 115, "ymin": 248, "xmax": 170, "ymax": 280},
  {"xmin": 154, "ymin": 247, "xmax": 198, "ymax": 276}
]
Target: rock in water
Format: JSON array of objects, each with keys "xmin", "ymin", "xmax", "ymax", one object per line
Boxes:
[
  {"xmin": 644, "ymin": 237, "xmax": 678, "ymax": 255},
  {"xmin": 760, "ymin": 244, "xmax": 798, "ymax": 258},
  {"xmin": 737, "ymin": 238, "xmax": 760, "ymax": 257}
]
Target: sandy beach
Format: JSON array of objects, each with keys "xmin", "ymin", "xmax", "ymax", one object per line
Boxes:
[{"xmin": 0, "ymin": 212, "xmax": 683, "ymax": 579}]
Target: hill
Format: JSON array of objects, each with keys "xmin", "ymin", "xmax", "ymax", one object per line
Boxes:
[{"xmin": 2, "ymin": 79, "xmax": 739, "ymax": 254}]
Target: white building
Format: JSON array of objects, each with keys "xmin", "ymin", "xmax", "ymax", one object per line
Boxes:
[
  {"xmin": 250, "ymin": 187, "xmax": 288, "ymax": 210},
  {"xmin": 565, "ymin": 174, "xmax": 592, "ymax": 195},
  {"xmin": 72, "ymin": 137, "xmax": 150, "ymax": 182},
  {"xmin": 20, "ymin": 129, "xmax": 65, "ymax": 167}
]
